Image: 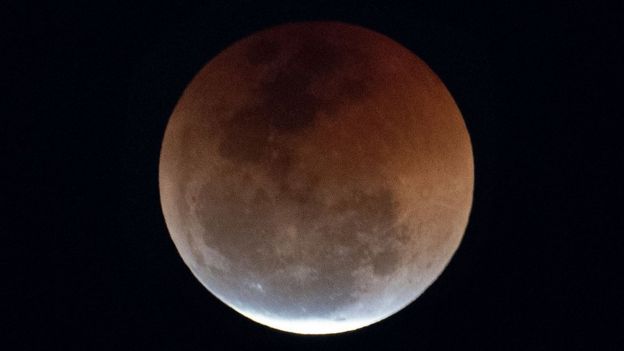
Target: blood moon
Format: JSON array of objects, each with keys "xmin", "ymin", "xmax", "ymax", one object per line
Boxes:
[{"xmin": 159, "ymin": 22, "xmax": 473, "ymax": 334}]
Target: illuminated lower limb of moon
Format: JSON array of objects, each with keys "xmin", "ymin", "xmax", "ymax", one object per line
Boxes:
[{"xmin": 159, "ymin": 22, "xmax": 473, "ymax": 334}]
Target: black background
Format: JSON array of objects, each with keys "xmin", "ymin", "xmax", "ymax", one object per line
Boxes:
[{"xmin": 9, "ymin": 1, "xmax": 623, "ymax": 349}]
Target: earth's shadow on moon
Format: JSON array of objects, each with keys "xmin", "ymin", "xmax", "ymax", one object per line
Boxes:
[{"xmin": 127, "ymin": 17, "xmax": 499, "ymax": 336}]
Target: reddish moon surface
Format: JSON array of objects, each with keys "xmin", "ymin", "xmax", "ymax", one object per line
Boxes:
[{"xmin": 159, "ymin": 22, "xmax": 473, "ymax": 334}]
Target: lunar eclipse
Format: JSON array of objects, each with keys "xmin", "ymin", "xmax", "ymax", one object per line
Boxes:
[{"xmin": 159, "ymin": 22, "xmax": 474, "ymax": 334}]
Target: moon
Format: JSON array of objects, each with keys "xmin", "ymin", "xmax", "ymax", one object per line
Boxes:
[{"xmin": 159, "ymin": 22, "xmax": 473, "ymax": 335}]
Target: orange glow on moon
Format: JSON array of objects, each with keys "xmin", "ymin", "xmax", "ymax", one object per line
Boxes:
[{"xmin": 159, "ymin": 22, "xmax": 473, "ymax": 334}]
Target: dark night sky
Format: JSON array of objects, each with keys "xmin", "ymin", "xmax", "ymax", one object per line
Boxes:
[{"xmin": 8, "ymin": 0, "xmax": 623, "ymax": 349}]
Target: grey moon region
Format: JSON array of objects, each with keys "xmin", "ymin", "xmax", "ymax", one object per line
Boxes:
[{"xmin": 159, "ymin": 22, "xmax": 473, "ymax": 335}]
